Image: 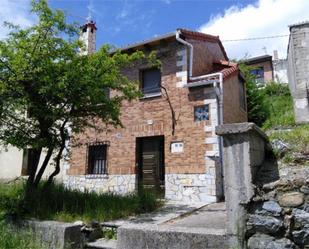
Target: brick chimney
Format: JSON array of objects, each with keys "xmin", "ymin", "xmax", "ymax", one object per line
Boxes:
[{"xmin": 80, "ymin": 20, "xmax": 97, "ymax": 55}]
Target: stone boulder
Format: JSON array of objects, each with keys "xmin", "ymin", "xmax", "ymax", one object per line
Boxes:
[
  {"xmin": 292, "ymin": 208, "xmax": 309, "ymax": 229},
  {"xmin": 262, "ymin": 201, "xmax": 282, "ymax": 216},
  {"xmin": 247, "ymin": 214, "xmax": 284, "ymax": 234},
  {"xmin": 292, "ymin": 228, "xmax": 309, "ymax": 246},
  {"xmin": 248, "ymin": 233, "xmax": 297, "ymax": 249},
  {"xmin": 278, "ymin": 192, "xmax": 304, "ymax": 207}
]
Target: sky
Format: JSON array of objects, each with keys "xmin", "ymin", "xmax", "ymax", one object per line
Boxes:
[{"xmin": 1, "ymin": 0, "xmax": 309, "ymax": 59}]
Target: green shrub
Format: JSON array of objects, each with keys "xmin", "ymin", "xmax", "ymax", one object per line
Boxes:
[
  {"xmin": 0, "ymin": 182, "xmax": 160, "ymax": 222},
  {"xmin": 263, "ymin": 82, "xmax": 290, "ymax": 96},
  {"xmin": 262, "ymin": 83, "xmax": 295, "ymax": 129},
  {"xmin": 239, "ymin": 63, "xmax": 270, "ymax": 126},
  {"xmin": 0, "ymin": 223, "xmax": 43, "ymax": 249}
]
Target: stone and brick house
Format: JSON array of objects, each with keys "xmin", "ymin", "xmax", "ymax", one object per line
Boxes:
[{"xmin": 64, "ymin": 22, "xmax": 247, "ymax": 203}]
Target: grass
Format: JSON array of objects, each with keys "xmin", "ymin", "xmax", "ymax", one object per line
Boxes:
[
  {"xmin": 0, "ymin": 181, "xmax": 160, "ymax": 223},
  {"xmin": 269, "ymin": 124, "xmax": 309, "ymax": 164},
  {"xmin": 262, "ymin": 83, "xmax": 295, "ymax": 130},
  {"xmin": 254, "ymin": 83, "xmax": 309, "ymax": 165},
  {"xmin": 0, "ymin": 223, "xmax": 43, "ymax": 249}
]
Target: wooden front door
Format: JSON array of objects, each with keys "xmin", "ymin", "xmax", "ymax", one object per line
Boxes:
[{"xmin": 137, "ymin": 136, "xmax": 164, "ymax": 194}]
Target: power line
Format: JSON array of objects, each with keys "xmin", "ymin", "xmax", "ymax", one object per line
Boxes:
[{"xmin": 222, "ymin": 34, "xmax": 289, "ymax": 42}]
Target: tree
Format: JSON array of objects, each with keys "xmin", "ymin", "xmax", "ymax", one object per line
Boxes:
[
  {"xmin": 0, "ymin": 0, "xmax": 148, "ymax": 191},
  {"xmin": 238, "ymin": 63, "xmax": 269, "ymax": 127}
]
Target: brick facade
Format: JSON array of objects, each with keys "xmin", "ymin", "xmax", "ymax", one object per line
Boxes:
[{"xmin": 65, "ymin": 30, "xmax": 247, "ymax": 203}]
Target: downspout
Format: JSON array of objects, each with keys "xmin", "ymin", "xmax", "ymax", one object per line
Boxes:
[
  {"xmin": 176, "ymin": 30, "xmax": 225, "ymax": 198},
  {"xmin": 214, "ymin": 74, "xmax": 225, "ymax": 198}
]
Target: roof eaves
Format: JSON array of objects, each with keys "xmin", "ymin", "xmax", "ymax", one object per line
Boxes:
[
  {"xmin": 118, "ymin": 32, "xmax": 177, "ymax": 51},
  {"xmin": 179, "ymin": 29, "xmax": 229, "ymax": 61}
]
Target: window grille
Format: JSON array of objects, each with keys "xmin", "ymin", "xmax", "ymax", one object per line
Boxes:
[
  {"xmin": 87, "ymin": 142, "xmax": 109, "ymax": 174},
  {"xmin": 194, "ymin": 105, "xmax": 209, "ymax": 121}
]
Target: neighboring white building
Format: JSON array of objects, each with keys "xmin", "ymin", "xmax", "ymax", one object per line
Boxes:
[
  {"xmin": 0, "ymin": 146, "xmax": 66, "ymax": 181},
  {"xmin": 273, "ymin": 50, "xmax": 288, "ymax": 84}
]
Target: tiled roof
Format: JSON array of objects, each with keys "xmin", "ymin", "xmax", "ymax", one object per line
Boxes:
[
  {"xmin": 212, "ymin": 60, "xmax": 239, "ymax": 79},
  {"xmin": 118, "ymin": 28, "xmax": 228, "ymax": 60}
]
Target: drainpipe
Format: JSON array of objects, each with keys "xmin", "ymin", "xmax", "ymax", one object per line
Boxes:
[
  {"xmin": 176, "ymin": 30, "xmax": 225, "ymax": 198},
  {"xmin": 213, "ymin": 74, "xmax": 225, "ymax": 197}
]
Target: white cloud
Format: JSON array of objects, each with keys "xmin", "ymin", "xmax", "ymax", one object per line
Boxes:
[
  {"xmin": 0, "ymin": 0, "xmax": 34, "ymax": 39},
  {"xmin": 199, "ymin": 0, "xmax": 309, "ymax": 60}
]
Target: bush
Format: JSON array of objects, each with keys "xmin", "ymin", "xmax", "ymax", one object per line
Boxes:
[
  {"xmin": 262, "ymin": 83, "xmax": 295, "ymax": 129},
  {"xmin": 239, "ymin": 63, "xmax": 270, "ymax": 126},
  {"xmin": 0, "ymin": 223, "xmax": 43, "ymax": 249},
  {"xmin": 0, "ymin": 182, "xmax": 161, "ymax": 222},
  {"xmin": 238, "ymin": 63, "xmax": 294, "ymax": 129},
  {"xmin": 263, "ymin": 82, "xmax": 290, "ymax": 96}
]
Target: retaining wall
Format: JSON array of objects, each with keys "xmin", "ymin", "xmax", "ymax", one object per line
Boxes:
[{"xmin": 216, "ymin": 122, "xmax": 308, "ymax": 249}]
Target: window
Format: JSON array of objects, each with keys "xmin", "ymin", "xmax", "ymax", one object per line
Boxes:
[
  {"xmin": 194, "ymin": 105, "xmax": 209, "ymax": 121},
  {"xmin": 250, "ymin": 67, "xmax": 265, "ymax": 84},
  {"xmin": 140, "ymin": 68, "xmax": 161, "ymax": 96},
  {"xmin": 87, "ymin": 143, "xmax": 108, "ymax": 174},
  {"xmin": 21, "ymin": 148, "xmax": 36, "ymax": 176}
]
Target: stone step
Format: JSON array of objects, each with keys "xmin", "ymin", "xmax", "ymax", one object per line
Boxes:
[
  {"xmin": 85, "ymin": 239, "xmax": 117, "ymax": 249},
  {"xmin": 117, "ymin": 224, "xmax": 232, "ymax": 249}
]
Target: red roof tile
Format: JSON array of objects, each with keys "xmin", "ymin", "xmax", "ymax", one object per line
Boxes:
[{"xmin": 213, "ymin": 60, "xmax": 239, "ymax": 79}]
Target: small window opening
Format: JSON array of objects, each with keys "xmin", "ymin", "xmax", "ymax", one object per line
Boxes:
[{"xmin": 87, "ymin": 142, "xmax": 108, "ymax": 174}]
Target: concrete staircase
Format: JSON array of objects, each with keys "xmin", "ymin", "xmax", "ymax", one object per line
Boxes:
[
  {"xmin": 116, "ymin": 202, "xmax": 231, "ymax": 249},
  {"xmin": 117, "ymin": 225, "xmax": 230, "ymax": 249},
  {"xmin": 85, "ymin": 202, "xmax": 230, "ymax": 249}
]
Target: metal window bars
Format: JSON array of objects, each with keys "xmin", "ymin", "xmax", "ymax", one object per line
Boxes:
[{"xmin": 87, "ymin": 141, "xmax": 109, "ymax": 175}]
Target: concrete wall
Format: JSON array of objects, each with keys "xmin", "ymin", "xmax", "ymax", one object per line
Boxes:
[
  {"xmin": 216, "ymin": 123, "xmax": 279, "ymax": 248},
  {"xmin": 287, "ymin": 22, "xmax": 309, "ymax": 124},
  {"xmin": 0, "ymin": 146, "xmax": 23, "ymax": 180},
  {"xmin": 23, "ymin": 220, "xmax": 84, "ymax": 249}
]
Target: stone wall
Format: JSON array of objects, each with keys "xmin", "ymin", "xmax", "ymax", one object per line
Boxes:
[
  {"xmin": 247, "ymin": 168, "xmax": 309, "ymax": 249},
  {"xmin": 165, "ymin": 174, "xmax": 217, "ymax": 203},
  {"xmin": 216, "ymin": 122, "xmax": 308, "ymax": 249},
  {"xmin": 64, "ymin": 175, "xmax": 136, "ymax": 195}
]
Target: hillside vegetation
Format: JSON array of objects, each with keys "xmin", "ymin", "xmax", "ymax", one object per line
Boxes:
[{"xmin": 247, "ymin": 81, "xmax": 308, "ymax": 165}]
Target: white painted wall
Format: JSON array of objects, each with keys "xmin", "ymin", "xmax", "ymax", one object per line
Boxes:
[
  {"xmin": 0, "ymin": 146, "xmax": 66, "ymax": 181},
  {"xmin": 0, "ymin": 146, "xmax": 23, "ymax": 179}
]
